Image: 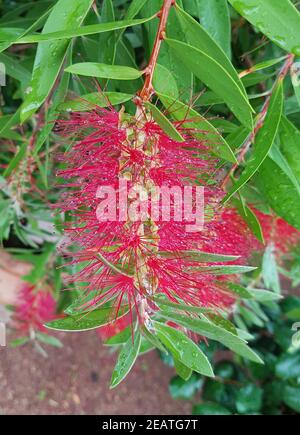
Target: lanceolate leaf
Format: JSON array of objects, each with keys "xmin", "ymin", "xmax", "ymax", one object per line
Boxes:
[
  {"xmin": 58, "ymin": 92, "xmax": 133, "ymax": 112},
  {"xmin": 65, "ymin": 63, "xmax": 143, "ymax": 80},
  {"xmin": 45, "ymin": 305, "xmax": 129, "ymax": 332},
  {"xmin": 188, "ymin": 265, "xmax": 257, "ymax": 275},
  {"xmin": 157, "ymin": 93, "xmax": 238, "ymax": 163},
  {"xmin": 17, "ymin": 17, "xmax": 154, "ymax": 43},
  {"xmin": 159, "ymin": 250, "xmax": 240, "ymax": 263},
  {"xmin": 154, "ymin": 322, "xmax": 215, "ymax": 377},
  {"xmin": 145, "ymin": 102, "xmax": 185, "ymax": 142},
  {"xmin": 228, "ymin": 0, "xmax": 300, "ymax": 56},
  {"xmin": 223, "ymin": 82, "xmax": 283, "ymax": 204},
  {"xmin": 196, "ymin": 0, "xmax": 231, "ymax": 58},
  {"xmin": 157, "ymin": 310, "xmax": 263, "ymax": 364},
  {"xmin": 232, "ymin": 197, "xmax": 264, "ymax": 243},
  {"xmin": 256, "ymin": 156, "xmax": 300, "ymax": 230},
  {"xmin": 21, "ymin": 0, "xmax": 94, "ymax": 123},
  {"xmin": 174, "ymin": 6, "xmax": 246, "ymax": 97},
  {"xmin": 165, "ymin": 38, "xmax": 254, "ymax": 129},
  {"xmin": 279, "ymin": 116, "xmax": 300, "ymax": 181},
  {"xmin": 110, "ymin": 329, "xmax": 141, "ymax": 388}
]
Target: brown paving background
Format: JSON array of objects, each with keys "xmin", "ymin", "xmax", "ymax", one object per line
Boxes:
[{"xmin": 0, "ymin": 331, "xmax": 192, "ymax": 415}]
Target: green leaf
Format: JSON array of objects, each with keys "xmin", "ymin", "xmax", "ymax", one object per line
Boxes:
[
  {"xmin": 157, "ymin": 93, "xmax": 238, "ymax": 163},
  {"xmin": 154, "ymin": 322, "xmax": 214, "ymax": 377},
  {"xmin": 279, "ymin": 116, "xmax": 300, "ymax": 182},
  {"xmin": 99, "ymin": 0, "xmax": 116, "ymax": 67},
  {"xmin": 58, "ymin": 92, "xmax": 133, "ymax": 112},
  {"xmin": 262, "ymin": 244, "xmax": 281, "ymax": 293},
  {"xmin": 275, "ymin": 353, "xmax": 300, "ymax": 380},
  {"xmin": 247, "ymin": 289, "xmax": 282, "ymax": 302},
  {"xmin": 256, "ymin": 157, "xmax": 300, "ymax": 230},
  {"xmin": 283, "ymin": 386, "xmax": 300, "ymax": 412},
  {"xmin": 173, "ymin": 359, "xmax": 193, "ymax": 382},
  {"xmin": 17, "ymin": 17, "xmax": 154, "ymax": 43},
  {"xmin": 223, "ymin": 82, "xmax": 283, "ymax": 203},
  {"xmin": 169, "ymin": 374, "xmax": 202, "ymax": 399},
  {"xmin": 145, "ymin": 102, "xmax": 185, "ymax": 142},
  {"xmin": 174, "ymin": 5, "xmax": 247, "ymax": 97},
  {"xmin": 291, "ymin": 62, "xmax": 300, "ymax": 107},
  {"xmin": 196, "ymin": 0, "xmax": 231, "ymax": 58},
  {"xmin": 225, "ymin": 282, "xmax": 253, "ymax": 299},
  {"xmin": 65, "ymin": 62, "xmax": 143, "ymax": 80},
  {"xmin": 45, "ymin": 305, "xmax": 129, "ymax": 332},
  {"xmin": 0, "ymin": 27, "xmax": 24, "ymax": 41},
  {"xmin": 153, "ymin": 64, "xmax": 179, "ymax": 99},
  {"xmin": 193, "ymin": 402, "xmax": 232, "ymax": 415},
  {"xmin": 141, "ymin": 326, "xmax": 167, "ymax": 354},
  {"xmin": 10, "ymin": 337, "xmax": 30, "ymax": 348},
  {"xmin": 228, "ymin": 0, "xmax": 300, "ymax": 56},
  {"xmin": 20, "ymin": 0, "xmax": 94, "ymax": 123},
  {"xmin": 165, "ymin": 38, "xmax": 253, "ymax": 129},
  {"xmin": 104, "ymin": 327, "xmax": 131, "ymax": 346},
  {"xmin": 236, "ymin": 384, "xmax": 263, "ymax": 414},
  {"xmin": 157, "ymin": 310, "xmax": 263, "ymax": 364},
  {"xmin": 3, "ymin": 143, "xmax": 28, "ymax": 178},
  {"xmin": 36, "ymin": 332, "xmax": 63, "ymax": 348},
  {"xmin": 0, "ymin": 53, "xmax": 31, "ymax": 84},
  {"xmin": 188, "ymin": 265, "xmax": 257, "ymax": 275},
  {"xmin": 110, "ymin": 329, "xmax": 141, "ymax": 388},
  {"xmin": 269, "ymin": 145, "xmax": 300, "ymax": 196},
  {"xmin": 159, "ymin": 250, "xmax": 240, "ymax": 263},
  {"xmin": 232, "ymin": 197, "xmax": 264, "ymax": 243}
]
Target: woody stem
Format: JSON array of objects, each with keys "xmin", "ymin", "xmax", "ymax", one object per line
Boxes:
[{"xmin": 139, "ymin": 0, "xmax": 176, "ymax": 102}]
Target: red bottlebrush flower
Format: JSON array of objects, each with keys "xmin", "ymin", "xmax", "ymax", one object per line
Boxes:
[
  {"xmin": 13, "ymin": 284, "xmax": 56, "ymax": 336},
  {"xmin": 56, "ymin": 104, "xmax": 257, "ymax": 324},
  {"xmin": 200, "ymin": 208, "xmax": 262, "ymax": 262},
  {"xmin": 253, "ymin": 209, "xmax": 300, "ymax": 255}
]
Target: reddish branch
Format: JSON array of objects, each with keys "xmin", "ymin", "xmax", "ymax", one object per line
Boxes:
[
  {"xmin": 139, "ymin": 0, "xmax": 176, "ymax": 102},
  {"xmin": 221, "ymin": 53, "xmax": 295, "ymax": 190}
]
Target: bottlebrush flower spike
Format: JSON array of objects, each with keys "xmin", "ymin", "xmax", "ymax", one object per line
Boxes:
[
  {"xmin": 56, "ymin": 103, "xmax": 254, "ymax": 327},
  {"xmin": 254, "ymin": 209, "xmax": 300, "ymax": 255},
  {"xmin": 13, "ymin": 283, "xmax": 56, "ymax": 336}
]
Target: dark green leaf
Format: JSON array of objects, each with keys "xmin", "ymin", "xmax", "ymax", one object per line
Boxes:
[
  {"xmin": 154, "ymin": 321, "xmax": 214, "ymax": 377},
  {"xmin": 174, "ymin": 359, "xmax": 193, "ymax": 382},
  {"xmin": 65, "ymin": 63, "xmax": 143, "ymax": 80},
  {"xmin": 236, "ymin": 384, "xmax": 263, "ymax": 414},
  {"xmin": 175, "ymin": 6, "xmax": 244, "ymax": 95},
  {"xmin": 223, "ymin": 82, "xmax": 283, "ymax": 203},
  {"xmin": 21, "ymin": 0, "xmax": 94, "ymax": 122},
  {"xmin": 283, "ymin": 386, "xmax": 300, "ymax": 412},
  {"xmin": 110, "ymin": 329, "xmax": 141, "ymax": 388},
  {"xmin": 58, "ymin": 92, "xmax": 133, "ymax": 112},
  {"xmin": 145, "ymin": 102, "xmax": 185, "ymax": 142},
  {"xmin": 169, "ymin": 374, "xmax": 202, "ymax": 399},
  {"xmin": 157, "ymin": 310, "xmax": 263, "ymax": 364},
  {"xmin": 228, "ymin": 0, "xmax": 300, "ymax": 56},
  {"xmin": 193, "ymin": 402, "xmax": 231, "ymax": 415},
  {"xmin": 45, "ymin": 305, "xmax": 129, "ymax": 332},
  {"xmin": 17, "ymin": 17, "xmax": 154, "ymax": 43},
  {"xmin": 256, "ymin": 156, "xmax": 300, "ymax": 230},
  {"xmin": 195, "ymin": 0, "xmax": 231, "ymax": 58},
  {"xmin": 275, "ymin": 353, "xmax": 300, "ymax": 380},
  {"xmin": 166, "ymin": 38, "xmax": 253, "ymax": 129}
]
